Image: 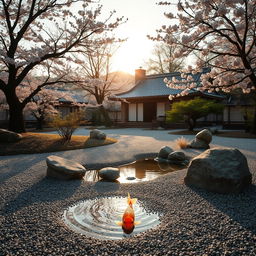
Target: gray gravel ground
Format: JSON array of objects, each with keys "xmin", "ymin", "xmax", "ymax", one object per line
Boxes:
[{"xmin": 0, "ymin": 128, "xmax": 256, "ymax": 256}]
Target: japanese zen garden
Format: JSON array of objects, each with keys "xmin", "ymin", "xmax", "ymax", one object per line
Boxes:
[{"xmin": 0, "ymin": 0, "xmax": 256, "ymax": 255}]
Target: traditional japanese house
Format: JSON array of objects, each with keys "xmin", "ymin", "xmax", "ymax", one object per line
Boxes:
[{"xmin": 110, "ymin": 68, "xmax": 225, "ymax": 127}]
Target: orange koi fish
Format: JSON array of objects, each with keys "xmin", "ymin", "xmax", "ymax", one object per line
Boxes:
[{"xmin": 116, "ymin": 193, "xmax": 141, "ymax": 234}]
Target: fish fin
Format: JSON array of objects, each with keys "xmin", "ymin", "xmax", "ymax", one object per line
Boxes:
[
  {"xmin": 116, "ymin": 221, "xmax": 123, "ymax": 226},
  {"xmin": 127, "ymin": 192, "xmax": 131, "ymax": 204},
  {"xmin": 127, "ymin": 193, "xmax": 137, "ymax": 205},
  {"xmin": 130, "ymin": 198, "xmax": 137, "ymax": 205},
  {"xmin": 134, "ymin": 221, "xmax": 141, "ymax": 225}
]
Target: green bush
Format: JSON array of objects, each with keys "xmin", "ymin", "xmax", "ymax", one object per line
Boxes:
[
  {"xmin": 244, "ymin": 109, "xmax": 255, "ymax": 132},
  {"xmin": 49, "ymin": 111, "xmax": 82, "ymax": 141},
  {"xmin": 91, "ymin": 109, "xmax": 103, "ymax": 126},
  {"xmin": 167, "ymin": 97, "xmax": 224, "ymax": 131}
]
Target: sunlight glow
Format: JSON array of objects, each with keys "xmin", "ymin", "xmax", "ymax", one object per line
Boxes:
[
  {"xmin": 111, "ymin": 37, "xmax": 154, "ymax": 74},
  {"xmin": 100, "ymin": 0, "xmax": 176, "ymax": 74}
]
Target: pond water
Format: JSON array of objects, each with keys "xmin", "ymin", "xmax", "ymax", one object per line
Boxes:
[
  {"xmin": 63, "ymin": 196, "xmax": 160, "ymax": 240},
  {"xmin": 84, "ymin": 158, "xmax": 186, "ymax": 183}
]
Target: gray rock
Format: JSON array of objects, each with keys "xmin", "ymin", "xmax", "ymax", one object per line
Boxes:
[
  {"xmin": 189, "ymin": 138, "xmax": 210, "ymax": 149},
  {"xmin": 90, "ymin": 129, "xmax": 106, "ymax": 140},
  {"xmin": 46, "ymin": 155, "xmax": 86, "ymax": 180},
  {"xmin": 0, "ymin": 128, "xmax": 22, "ymax": 142},
  {"xmin": 158, "ymin": 146, "xmax": 173, "ymax": 159},
  {"xmin": 196, "ymin": 129, "xmax": 212, "ymax": 144},
  {"xmin": 168, "ymin": 151, "xmax": 187, "ymax": 165},
  {"xmin": 99, "ymin": 167, "xmax": 120, "ymax": 181},
  {"xmin": 184, "ymin": 148, "xmax": 252, "ymax": 194},
  {"xmin": 126, "ymin": 176, "xmax": 136, "ymax": 180},
  {"xmin": 168, "ymin": 151, "xmax": 186, "ymax": 161}
]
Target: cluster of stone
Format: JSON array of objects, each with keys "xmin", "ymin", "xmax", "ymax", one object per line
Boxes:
[
  {"xmin": 0, "ymin": 128, "xmax": 22, "ymax": 142},
  {"xmin": 184, "ymin": 148, "xmax": 252, "ymax": 194},
  {"xmin": 46, "ymin": 155, "xmax": 120, "ymax": 182},
  {"xmin": 89, "ymin": 129, "xmax": 106, "ymax": 140},
  {"xmin": 189, "ymin": 129, "xmax": 212, "ymax": 149},
  {"xmin": 157, "ymin": 146, "xmax": 188, "ymax": 166},
  {"xmin": 46, "ymin": 155, "xmax": 86, "ymax": 180}
]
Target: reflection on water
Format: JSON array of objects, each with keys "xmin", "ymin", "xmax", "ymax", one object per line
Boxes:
[
  {"xmin": 84, "ymin": 158, "xmax": 186, "ymax": 183},
  {"xmin": 63, "ymin": 196, "xmax": 160, "ymax": 240}
]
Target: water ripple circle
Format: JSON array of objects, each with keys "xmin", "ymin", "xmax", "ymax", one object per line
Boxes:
[{"xmin": 63, "ymin": 196, "xmax": 161, "ymax": 240}]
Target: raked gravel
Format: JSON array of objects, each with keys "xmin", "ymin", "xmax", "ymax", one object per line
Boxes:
[{"xmin": 1, "ymin": 128, "xmax": 256, "ymax": 256}]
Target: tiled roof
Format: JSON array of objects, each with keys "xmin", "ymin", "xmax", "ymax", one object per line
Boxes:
[
  {"xmin": 58, "ymin": 89, "xmax": 88, "ymax": 103},
  {"xmin": 115, "ymin": 68, "xmax": 210, "ymax": 99}
]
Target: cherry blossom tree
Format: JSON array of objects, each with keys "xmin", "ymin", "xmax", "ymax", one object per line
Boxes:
[
  {"xmin": 72, "ymin": 38, "xmax": 125, "ymax": 126},
  {"xmin": 0, "ymin": 77, "xmax": 75, "ymax": 129},
  {"xmin": 153, "ymin": 0, "xmax": 256, "ymax": 132},
  {"xmin": 0, "ymin": 0, "xmax": 124, "ymax": 132},
  {"xmin": 24, "ymin": 88, "xmax": 74, "ymax": 130}
]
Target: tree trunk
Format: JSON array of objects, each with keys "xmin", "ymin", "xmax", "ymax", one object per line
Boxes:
[
  {"xmin": 187, "ymin": 117, "xmax": 195, "ymax": 131},
  {"xmin": 8, "ymin": 103, "xmax": 25, "ymax": 133},
  {"xmin": 252, "ymin": 105, "xmax": 256, "ymax": 134},
  {"xmin": 99, "ymin": 105, "xmax": 112, "ymax": 127},
  {"xmin": 5, "ymin": 91, "xmax": 26, "ymax": 133},
  {"xmin": 36, "ymin": 117, "xmax": 44, "ymax": 130}
]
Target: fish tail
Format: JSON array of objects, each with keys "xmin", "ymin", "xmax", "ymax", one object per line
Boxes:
[{"xmin": 127, "ymin": 192, "xmax": 137, "ymax": 206}]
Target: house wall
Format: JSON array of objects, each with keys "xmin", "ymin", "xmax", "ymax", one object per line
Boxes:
[
  {"xmin": 157, "ymin": 102, "xmax": 166, "ymax": 117},
  {"xmin": 128, "ymin": 103, "xmax": 137, "ymax": 121},
  {"xmin": 138, "ymin": 103, "xmax": 143, "ymax": 121},
  {"xmin": 121, "ymin": 103, "xmax": 128, "ymax": 122},
  {"xmin": 197, "ymin": 113, "xmax": 223, "ymax": 123},
  {"xmin": 125, "ymin": 100, "xmax": 170, "ymax": 122},
  {"xmin": 108, "ymin": 111, "xmax": 122, "ymax": 122},
  {"xmin": 223, "ymin": 105, "xmax": 256, "ymax": 123},
  {"xmin": 223, "ymin": 105, "xmax": 254, "ymax": 128}
]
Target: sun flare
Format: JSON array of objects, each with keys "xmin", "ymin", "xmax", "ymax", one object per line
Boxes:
[{"xmin": 112, "ymin": 39, "xmax": 153, "ymax": 74}]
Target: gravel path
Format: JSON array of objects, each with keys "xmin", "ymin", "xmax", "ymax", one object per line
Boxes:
[{"xmin": 0, "ymin": 128, "xmax": 256, "ymax": 256}]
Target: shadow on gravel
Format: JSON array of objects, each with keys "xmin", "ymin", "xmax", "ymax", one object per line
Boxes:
[
  {"xmin": 2, "ymin": 177, "xmax": 82, "ymax": 216},
  {"xmin": 0, "ymin": 156, "xmax": 43, "ymax": 184},
  {"xmin": 190, "ymin": 184, "xmax": 256, "ymax": 235},
  {"xmin": 93, "ymin": 180, "xmax": 120, "ymax": 193}
]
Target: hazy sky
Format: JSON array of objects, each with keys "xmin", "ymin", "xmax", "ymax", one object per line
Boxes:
[{"xmin": 100, "ymin": 0, "xmax": 177, "ymax": 74}]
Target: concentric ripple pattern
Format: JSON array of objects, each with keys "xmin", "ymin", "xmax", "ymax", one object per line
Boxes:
[{"xmin": 63, "ymin": 196, "xmax": 161, "ymax": 240}]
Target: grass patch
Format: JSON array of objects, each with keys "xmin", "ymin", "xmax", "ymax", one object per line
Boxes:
[
  {"xmin": 0, "ymin": 133, "xmax": 117, "ymax": 156},
  {"xmin": 169, "ymin": 129, "xmax": 256, "ymax": 138},
  {"xmin": 175, "ymin": 136, "xmax": 190, "ymax": 149}
]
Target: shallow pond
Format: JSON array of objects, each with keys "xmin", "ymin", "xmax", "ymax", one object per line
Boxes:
[
  {"xmin": 63, "ymin": 196, "xmax": 160, "ymax": 240},
  {"xmin": 84, "ymin": 158, "xmax": 186, "ymax": 183}
]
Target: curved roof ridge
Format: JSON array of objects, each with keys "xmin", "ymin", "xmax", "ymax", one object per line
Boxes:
[{"xmin": 146, "ymin": 71, "xmax": 181, "ymax": 79}]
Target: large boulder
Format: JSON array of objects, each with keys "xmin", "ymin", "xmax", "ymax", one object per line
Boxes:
[
  {"xmin": 189, "ymin": 138, "xmax": 210, "ymax": 149},
  {"xmin": 184, "ymin": 148, "xmax": 252, "ymax": 194},
  {"xmin": 158, "ymin": 146, "xmax": 173, "ymax": 159},
  {"xmin": 46, "ymin": 155, "xmax": 86, "ymax": 180},
  {"xmin": 99, "ymin": 167, "xmax": 120, "ymax": 181},
  {"xmin": 196, "ymin": 129, "xmax": 212, "ymax": 144},
  {"xmin": 90, "ymin": 129, "xmax": 106, "ymax": 140},
  {"xmin": 0, "ymin": 129, "xmax": 22, "ymax": 142}
]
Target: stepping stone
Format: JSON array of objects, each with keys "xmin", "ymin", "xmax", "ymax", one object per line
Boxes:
[
  {"xmin": 158, "ymin": 146, "xmax": 173, "ymax": 159},
  {"xmin": 99, "ymin": 167, "xmax": 120, "ymax": 181},
  {"xmin": 46, "ymin": 155, "xmax": 86, "ymax": 180},
  {"xmin": 127, "ymin": 176, "xmax": 136, "ymax": 180}
]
